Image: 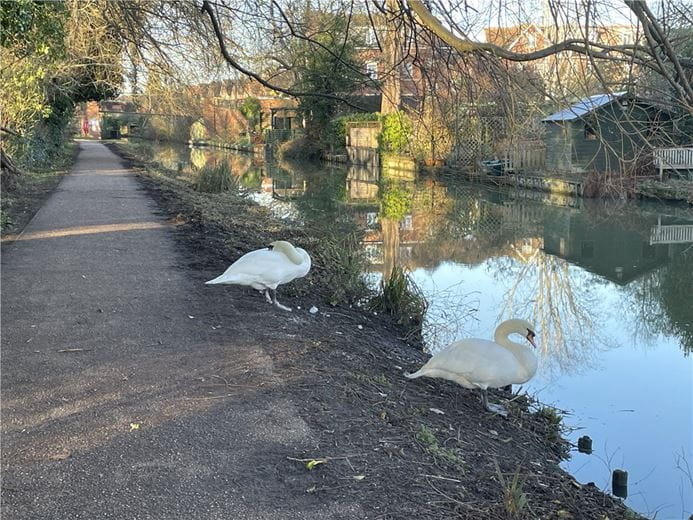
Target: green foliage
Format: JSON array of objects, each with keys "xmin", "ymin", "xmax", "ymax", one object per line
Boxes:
[
  {"xmin": 190, "ymin": 119, "xmax": 208, "ymax": 141},
  {"xmin": 369, "ymin": 266, "xmax": 428, "ymax": 333},
  {"xmin": 0, "ymin": 0, "xmax": 67, "ymax": 57},
  {"xmin": 1, "ymin": 0, "xmax": 122, "ymax": 168},
  {"xmin": 536, "ymin": 406, "xmax": 563, "ymax": 426},
  {"xmin": 379, "ymin": 181, "xmax": 412, "ymax": 221},
  {"xmin": 416, "ymin": 425, "xmax": 462, "ymax": 465},
  {"xmin": 380, "ymin": 111, "xmax": 412, "ymax": 154},
  {"xmin": 295, "ymin": 14, "xmax": 367, "ymax": 139},
  {"xmin": 325, "ymin": 112, "xmax": 380, "ymax": 150},
  {"xmin": 239, "ymin": 97, "xmax": 261, "ymax": 132},
  {"xmin": 494, "ymin": 461, "xmax": 529, "ymax": 518}
]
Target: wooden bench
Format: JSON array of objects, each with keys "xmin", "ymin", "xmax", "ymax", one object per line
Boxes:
[{"xmin": 654, "ymin": 147, "xmax": 693, "ymax": 180}]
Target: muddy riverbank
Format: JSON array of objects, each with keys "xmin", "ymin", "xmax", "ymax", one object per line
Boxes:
[{"xmin": 97, "ymin": 140, "xmax": 647, "ymax": 519}]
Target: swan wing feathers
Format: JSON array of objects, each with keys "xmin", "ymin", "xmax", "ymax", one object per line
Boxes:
[
  {"xmin": 205, "ymin": 249, "xmax": 307, "ymax": 287},
  {"xmin": 406, "ymin": 338, "xmax": 523, "ymax": 389}
]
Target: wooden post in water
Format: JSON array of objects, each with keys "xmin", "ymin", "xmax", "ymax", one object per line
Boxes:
[
  {"xmin": 577, "ymin": 435, "xmax": 593, "ymax": 454},
  {"xmin": 612, "ymin": 469, "xmax": 628, "ymax": 498}
]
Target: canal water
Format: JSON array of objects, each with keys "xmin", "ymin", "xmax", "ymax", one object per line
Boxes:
[{"xmin": 135, "ymin": 139, "xmax": 693, "ymax": 519}]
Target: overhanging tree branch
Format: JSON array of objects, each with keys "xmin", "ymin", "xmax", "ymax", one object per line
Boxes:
[
  {"xmin": 406, "ymin": 0, "xmax": 692, "ymax": 70},
  {"xmin": 200, "ymin": 0, "xmax": 366, "ymax": 111}
]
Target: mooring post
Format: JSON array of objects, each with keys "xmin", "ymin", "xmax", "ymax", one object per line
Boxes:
[
  {"xmin": 612, "ymin": 469, "xmax": 628, "ymax": 498},
  {"xmin": 577, "ymin": 435, "xmax": 593, "ymax": 454}
]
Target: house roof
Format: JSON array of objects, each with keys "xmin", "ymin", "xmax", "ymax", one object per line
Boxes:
[{"xmin": 542, "ymin": 91, "xmax": 628, "ymax": 122}]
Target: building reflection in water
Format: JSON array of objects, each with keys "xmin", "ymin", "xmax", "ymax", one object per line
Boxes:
[{"xmin": 341, "ymin": 163, "xmax": 693, "ymax": 367}]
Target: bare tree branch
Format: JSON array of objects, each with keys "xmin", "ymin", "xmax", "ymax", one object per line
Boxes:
[{"xmin": 200, "ymin": 0, "xmax": 366, "ymax": 110}]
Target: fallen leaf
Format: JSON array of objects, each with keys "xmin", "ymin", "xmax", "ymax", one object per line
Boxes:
[
  {"xmin": 305, "ymin": 459, "xmax": 325, "ymax": 470},
  {"xmin": 129, "ymin": 423, "xmax": 140, "ymax": 431},
  {"xmin": 306, "ymin": 486, "xmax": 316, "ymax": 493},
  {"xmin": 352, "ymin": 475, "xmax": 365, "ymax": 481},
  {"xmin": 429, "ymin": 408, "xmax": 445, "ymax": 415}
]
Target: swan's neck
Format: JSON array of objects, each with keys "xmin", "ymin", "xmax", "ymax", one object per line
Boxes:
[
  {"xmin": 494, "ymin": 322, "xmax": 537, "ymax": 375},
  {"xmin": 274, "ymin": 243, "xmax": 304, "ymax": 265}
]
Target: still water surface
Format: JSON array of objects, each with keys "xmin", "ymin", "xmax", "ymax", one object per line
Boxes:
[{"xmin": 137, "ymin": 140, "xmax": 693, "ymax": 519}]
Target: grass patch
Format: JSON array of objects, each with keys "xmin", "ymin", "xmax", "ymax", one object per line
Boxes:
[
  {"xmin": 1, "ymin": 141, "xmax": 78, "ymax": 233},
  {"xmin": 314, "ymin": 231, "xmax": 371, "ymax": 305},
  {"xmin": 415, "ymin": 425, "xmax": 463, "ymax": 465},
  {"xmin": 369, "ymin": 266, "xmax": 428, "ymax": 339},
  {"xmin": 536, "ymin": 406, "xmax": 563, "ymax": 426},
  {"xmin": 494, "ymin": 461, "xmax": 529, "ymax": 518},
  {"xmin": 194, "ymin": 163, "xmax": 239, "ymax": 193},
  {"xmin": 533, "ymin": 406, "xmax": 564, "ymax": 443},
  {"xmin": 373, "ymin": 374, "xmax": 391, "ymax": 387}
]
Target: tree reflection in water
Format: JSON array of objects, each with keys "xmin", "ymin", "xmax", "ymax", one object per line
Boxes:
[
  {"xmin": 625, "ymin": 246, "xmax": 693, "ymax": 354},
  {"xmin": 492, "ymin": 248, "xmax": 609, "ymax": 375}
]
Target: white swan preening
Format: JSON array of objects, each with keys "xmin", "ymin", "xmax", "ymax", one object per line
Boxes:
[
  {"xmin": 205, "ymin": 240, "xmax": 311, "ymax": 311},
  {"xmin": 405, "ymin": 319, "xmax": 538, "ymax": 416}
]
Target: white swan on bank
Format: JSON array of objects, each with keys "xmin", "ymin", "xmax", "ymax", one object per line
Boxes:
[
  {"xmin": 205, "ymin": 240, "xmax": 311, "ymax": 311},
  {"xmin": 405, "ymin": 319, "xmax": 538, "ymax": 416}
]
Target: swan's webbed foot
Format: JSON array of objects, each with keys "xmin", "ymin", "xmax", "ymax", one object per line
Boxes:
[
  {"xmin": 480, "ymin": 389, "xmax": 509, "ymax": 417},
  {"xmin": 485, "ymin": 402, "xmax": 509, "ymax": 417},
  {"xmin": 272, "ymin": 289, "xmax": 292, "ymax": 312}
]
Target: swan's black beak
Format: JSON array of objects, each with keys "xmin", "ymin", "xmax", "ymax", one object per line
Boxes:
[
  {"xmin": 267, "ymin": 244, "xmax": 274, "ymax": 250},
  {"xmin": 526, "ymin": 330, "xmax": 537, "ymax": 348}
]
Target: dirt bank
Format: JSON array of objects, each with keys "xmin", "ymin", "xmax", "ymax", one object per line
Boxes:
[
  {"xmin": 101, "ymin": 141, "xmax": 640, "ymax": 519},
  {"xmin": 1, "ymin": 142, "xmax": 78, "ymax": 237}
]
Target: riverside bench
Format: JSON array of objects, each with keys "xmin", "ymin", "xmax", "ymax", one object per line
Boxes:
[{"xmin": 654, "ymin": 147, "xmax": 693, "ymax": 180}]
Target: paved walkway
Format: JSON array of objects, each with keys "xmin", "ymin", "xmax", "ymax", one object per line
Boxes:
[{"xmin": 1, "ymin": 142, "xmax": 360, "ymax": 519}]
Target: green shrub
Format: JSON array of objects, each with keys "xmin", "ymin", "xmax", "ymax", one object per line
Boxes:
[
  {"xmin": 194, "ymin": 162, "xmax": 238, "ymax": 193},
  {"xmin": 189, "ymin": 119, "xmax": 208, "ymax": 141},
  {"xmin": 379, "ymin": 181, "xmax": 412, "ymax": 221},
  {"xmin": 239, "ymin": 97, "xmax": 261, "ymax": 132},
  {"xmin": 370, "ymin": 266, "xmax": 427, "ymax": 336},
  {"xmin": 380, "ymin": 111, "xmax": 412, "ymax": 154}
]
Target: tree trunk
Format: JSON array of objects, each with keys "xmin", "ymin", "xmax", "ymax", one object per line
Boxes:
[
  {"xmin": 1, "ymin": 148, "xmax": 22, "ymax": 192},
  {"xmin": 380, "ymin": 0, "xmax": 402, "ymax": 115}
]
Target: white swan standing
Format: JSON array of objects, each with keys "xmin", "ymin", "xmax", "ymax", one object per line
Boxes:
[
  {"xmin": 205, "ymin": 240, "xmax": 311, "ymax": 311},
  {"xmin": 405, "ymin": 319, "xmax": 538, "ymax": 416}
]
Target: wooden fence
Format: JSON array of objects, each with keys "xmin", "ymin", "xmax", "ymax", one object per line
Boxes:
[{"xmin": 502, "ymin": 142, "xmax": 545, "ymax": 173}]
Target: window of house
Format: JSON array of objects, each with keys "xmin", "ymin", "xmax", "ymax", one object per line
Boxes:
[
  {"xmin": 400, "ymin": 215, "xmax": 413, "ymax": 230},
  {"xmin": 366, "ymin": 29, "xmax": 377, "ymax": 47},
  {"xmin": 366, "ymin": 212, "xmax": 378, "ymax": 227},
  {"xmin": 584, "ymin": 124, "xmax": 598, "ymax": 140},
  {"xmin": 366, "ymin": 62, "xmax": 378, "ymax": 80}
]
